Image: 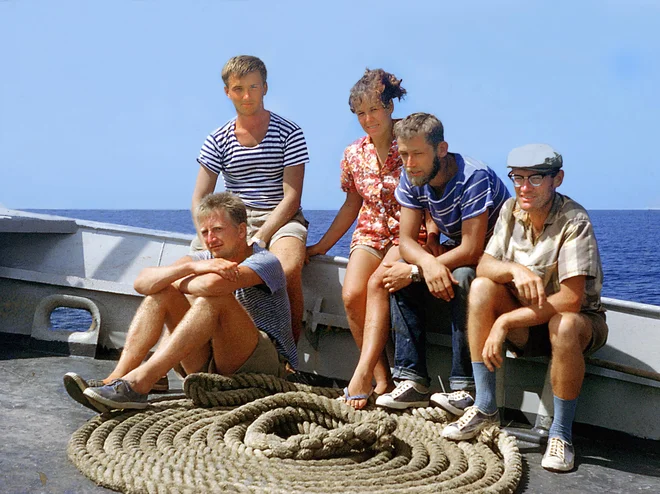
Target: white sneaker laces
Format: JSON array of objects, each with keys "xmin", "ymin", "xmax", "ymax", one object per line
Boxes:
[
  {"xmin": 448, "ymin": 391, "xmax": 470, "ymax": 400},
  {"xmin": 392, "ymin": 382, "xmax": 413, "ymax": 397},
  {"xmin": 547, "ymin": 437, "xmax": 565, "ymax": 460},
  {"xmin": 456, "ymin": 407, "xmax": 479, "ymax": 428}
]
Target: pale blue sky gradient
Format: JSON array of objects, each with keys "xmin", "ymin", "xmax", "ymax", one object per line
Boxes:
[{"xmin": 1, "ymin": 0, "xmax": 659, "ymax": 210}]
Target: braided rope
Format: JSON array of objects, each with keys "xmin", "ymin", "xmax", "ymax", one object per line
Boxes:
[{"xmin": 68, "ymin": 373, "xmax": 522, "ymax": 493}]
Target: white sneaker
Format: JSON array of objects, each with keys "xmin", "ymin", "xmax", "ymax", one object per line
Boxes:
[
  {"xmin": 541, "ymin": 436, "xmax": 575, "ymax": 472},
  {"xmin": 442, "ymin": 406, "xmax": 499, "ymax": 440},
  {"xmin": 375, "ymin": 380, "xmax": 430, "ymax": 409},
  {"xmin": 430, "ymin": 390, "xmax": 475, "ymax": 416}
]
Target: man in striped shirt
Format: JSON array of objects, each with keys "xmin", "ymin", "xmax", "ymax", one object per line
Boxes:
[
  {"xmin": 64, "ymin": 192, "xmax": 296, "ymax": 411},
  {"xmin": 374, "ymin": 113, "xmax": 510, "ymax": 411},
  {"xmin": 192, "ymin": 55, "xmax": 309, "ymax": 342},
  {"xmin": 441, "ymin": 144, "xmax": 608, "ymax": 473}
]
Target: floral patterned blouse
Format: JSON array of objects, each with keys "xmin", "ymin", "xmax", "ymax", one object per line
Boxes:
[{"xmin": 340, "ymin": 135, "xmax": 407, "ymax": 251}]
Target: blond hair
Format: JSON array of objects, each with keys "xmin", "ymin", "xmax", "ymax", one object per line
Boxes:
[
  {"xmin": 221, "ymin": 55, "xmax": 267, "ymax": 86},
  {"xmin": 196, "ymin": 192, "xmax": 247, "ymax": 226}
]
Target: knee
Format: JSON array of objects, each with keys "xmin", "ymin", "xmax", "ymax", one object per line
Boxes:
[
  {"xmin": 548, "ymin": 313, "xmax": 586, "ymax": 351},
  {"xmin": 146, "ymin": 285, "xmax": 181, "ymax": 304},
  {"xmin": 192, "ymin": 294, "xmax": 234, "ymax": 313},
  {"xmin": 366, "ymin": 269, "xmax": 386, "ymax": 294},
  {"xmin": 467, "ymin": 277, "xmax": 498, "ymax": 309},
  {"xmin": 280, "ymin": 260, "xmax": 303, "ymax": 282},
  {"xmin": 342, "ymin": 285, "xmax": 365, "ymax": 313},
  {"xmin": 271, "ymin": 244, "xmax": 305, "ymax": 278}
]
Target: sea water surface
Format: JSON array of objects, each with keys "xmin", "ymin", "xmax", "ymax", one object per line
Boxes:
[{"xmin": 30, "ymin": 209, "xmax": 660, "ymax": 307}]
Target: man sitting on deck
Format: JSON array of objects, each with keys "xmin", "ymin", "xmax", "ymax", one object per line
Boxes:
[
  {"xmin": 63, "ymin": 192, "xmax": 296, "ymax": 411},
  {"xmin": 440, "ymin": 144, "xmax": 608, "ymax": 472}
]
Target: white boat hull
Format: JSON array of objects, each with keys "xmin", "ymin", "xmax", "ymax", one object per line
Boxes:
[{"xmin": 1, "ymin": 208, "xmax": 659, "ymax": 439}]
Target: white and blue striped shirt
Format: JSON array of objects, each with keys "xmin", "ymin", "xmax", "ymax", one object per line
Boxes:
[
  {"xmin": 197, "ymin": 113, "xmax": 309, "ymax": 209},
  {"xmin": 395, "ymin": 154, "xmax": 510, "ymax": 242},
  {"xmin": 190, "ymin": 247, "xmax": 297, "ymax": 368}
]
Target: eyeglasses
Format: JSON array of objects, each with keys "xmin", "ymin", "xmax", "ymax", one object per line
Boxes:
[{"xmin": 508, "ymin": 171, "xmax": 557, "ymax": 188}]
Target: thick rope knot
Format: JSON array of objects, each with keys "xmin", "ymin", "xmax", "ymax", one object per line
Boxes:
[
  {"xmin": 235, "ymin": 395, "xmax": 397, "ymax": 459},
  {"xmin": 68, "ymin": 373, "xmax": 523, "ymax": 493}
]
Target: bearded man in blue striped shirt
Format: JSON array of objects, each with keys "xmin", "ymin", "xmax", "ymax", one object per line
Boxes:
[
  {"xmin": 373, "ymin": 113, "xmax": 510, "ymax": 411},
  {"xmin": 191, "ymin": 55, "xmax": 309, "ymax": 343},
  {"xmin": 63, "ymin": 192, "xmax": 296, "ymax": 412}
]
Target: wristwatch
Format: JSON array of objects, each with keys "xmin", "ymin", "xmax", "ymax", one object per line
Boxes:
[
  {"xmin": 409, "ymin": 264, "xmax": 422, "ymax": 283},
  {"xmin": 252, "ymin": 237, "xmax": 267, "ymax": 249}
]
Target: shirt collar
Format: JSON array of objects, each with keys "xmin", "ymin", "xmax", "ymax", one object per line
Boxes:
[{"xmin": 361, "ymin": 135, "xmax": 399, "ymax": 165}]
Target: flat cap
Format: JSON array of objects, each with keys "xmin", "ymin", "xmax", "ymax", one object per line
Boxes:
[{"xmin": 507, "ymin": 143, "xmax": 563, "ymax": 172}]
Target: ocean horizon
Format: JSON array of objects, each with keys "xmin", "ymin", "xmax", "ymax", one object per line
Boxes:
[{"xmin": 28, "ymin": 208, "xmax": 660, "ymax": 307}]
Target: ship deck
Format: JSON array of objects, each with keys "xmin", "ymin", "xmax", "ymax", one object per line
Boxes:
[{"xmin": 2, "ymin": 340, "xmax": 659, "ymax": 494}]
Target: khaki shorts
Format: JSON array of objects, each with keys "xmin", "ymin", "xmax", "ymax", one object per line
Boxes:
[
  {"xmin": 246, "ymin": 207, "xmax": 308, "ymax": 247},
  {"xmin": 190, "ymin": 207, "xmax": 308, "ymax": 252},
  {"xmin": 175, "ymin": 330, "xmax": 287, "ymax": 378},
  {"xmin": 506, "ymin": 311, "xmax": 609, "ymax": 358},
  {"xmin": 230, "ymin": 330, "xmax": 287, "ymax": 377},
  {"xmin": 349, "ymin": 243, "xmax": 391, "ymax": 261}
]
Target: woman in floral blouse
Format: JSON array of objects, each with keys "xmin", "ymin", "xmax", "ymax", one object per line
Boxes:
[{"xmin": 307, "ymin": 69, "xmax": 434, "ymax": 408}]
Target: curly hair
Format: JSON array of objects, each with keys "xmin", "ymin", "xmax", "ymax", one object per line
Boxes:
[{"xmin": 348, "ymin": 68, "xmax": 406, "ymax": 113}]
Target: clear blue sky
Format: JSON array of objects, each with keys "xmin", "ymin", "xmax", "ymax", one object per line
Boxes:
[{"xmin": 1, "ymin": 1, "xmax": 658, "ymax": 210}]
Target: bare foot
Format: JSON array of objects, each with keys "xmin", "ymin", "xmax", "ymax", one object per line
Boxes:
[{"xmin": 340, "ymin": 372, "xmax": 375, "ymax": 410}]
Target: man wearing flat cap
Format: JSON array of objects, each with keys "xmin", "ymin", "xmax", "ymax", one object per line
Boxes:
[{"xmin": 440, "ymin": 143, "xmax": 608, "ymax": 472}]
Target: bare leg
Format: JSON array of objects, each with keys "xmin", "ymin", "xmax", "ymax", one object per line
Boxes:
[
  {"xmin": 342, "ymin": 249, "xmax": 381, "ymax": 348},
  {"xmin": 105, "ymin": 285, "xmax": 191, "ymax": 383},
  {"xmin": 548, "ymin": 313, "xmax": 593, "ymax": 400},
  {"xmin": 467, "ymin": 277, "xmax": 522, "ymax": 361},
  {"xmin": 122, "ymin": 294, "xmax": 261, "ymax": 394},
  {"xmin": 340, "ymin": 250, "xmax": 381, "ymax": 408},
  {"xmin": 270, "ymin": 236, "xmax": 305, "ymax": 343},
  {"xmin": 344, "ymin": 247, "xmax": 403, "ymax": 409}
]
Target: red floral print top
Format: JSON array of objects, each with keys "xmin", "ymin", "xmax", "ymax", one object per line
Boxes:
[{"xmin": 340, "ymin": 135, "xmax": 407, "ymax": 251}]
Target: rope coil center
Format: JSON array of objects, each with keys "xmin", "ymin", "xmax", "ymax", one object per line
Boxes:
[{"xmin": 237, "ymin": 394, "xmax": 397, "ymax": 459}]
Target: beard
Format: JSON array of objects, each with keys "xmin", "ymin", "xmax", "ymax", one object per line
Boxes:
[{"xmin": 409, "ymin": 155, "xmax": 442, "ymax": 187}]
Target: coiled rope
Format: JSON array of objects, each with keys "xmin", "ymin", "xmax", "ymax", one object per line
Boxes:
[{"xmin": 68, "ymin": 373, "xmax": 522, "ymax": 493}]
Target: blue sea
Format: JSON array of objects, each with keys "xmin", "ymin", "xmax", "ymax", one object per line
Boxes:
[{"xmin": 31, "ymin": 209, "xmax": 660, "ymax": 307}]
